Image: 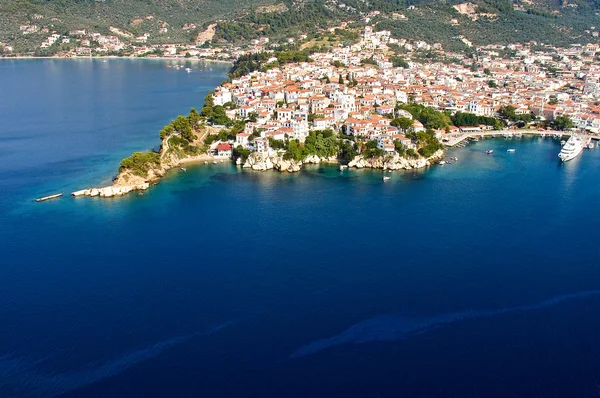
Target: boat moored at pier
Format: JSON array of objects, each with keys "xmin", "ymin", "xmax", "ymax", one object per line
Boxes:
[{"xmin": 558, "ymin": 134, "xmax": 585, "ymax": 162}]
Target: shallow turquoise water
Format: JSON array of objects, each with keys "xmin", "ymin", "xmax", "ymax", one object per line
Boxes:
[{"xmin": 1, "ymin": 60, "xmax": 600, "ymax": 397}]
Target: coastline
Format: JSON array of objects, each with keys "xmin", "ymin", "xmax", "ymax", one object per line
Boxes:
[
  {"xmin": 62, "ymin": 131, "xmax": 589, "ymax": 200},
  {"xmin": 0, "ymin": 55, "xmax": 233, "ymax": 64}
]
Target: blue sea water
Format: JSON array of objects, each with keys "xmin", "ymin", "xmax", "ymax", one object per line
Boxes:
[{"xmin": 2, "ymin": 59, "xmax": 600, "ymax": 397}]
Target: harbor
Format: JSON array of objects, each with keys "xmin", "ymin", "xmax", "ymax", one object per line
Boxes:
[{"xmin": 443, "ymin": 129, "xmax": 600, "ymax": 148}]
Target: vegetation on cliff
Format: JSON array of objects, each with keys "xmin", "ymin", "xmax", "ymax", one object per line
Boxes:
[
  {"xmin": 119, "ymin": 151, "xmax": 161, "ymax": 177},
  {"xmin": 119, "ymin": 107, "xmax": 207, "ymax": 178}
]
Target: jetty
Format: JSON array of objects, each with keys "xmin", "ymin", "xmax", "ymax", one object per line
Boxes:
[
  {"xmin": 443, "ymin": 129, "xmax": 600, "ymax": 147},
  {"xmin": 36, "ymin": 193, "xmax": 62, "ymax": 202}
]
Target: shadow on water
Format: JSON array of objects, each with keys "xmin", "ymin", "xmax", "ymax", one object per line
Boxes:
[
  {"xmin": 0, "ymin": 320, "xmax": 237, "ymax": 398},
  {"xmin": 290, "ymin": 289, "xmax": 600, "ymax": 360}
]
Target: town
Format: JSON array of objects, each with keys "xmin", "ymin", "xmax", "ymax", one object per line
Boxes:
[
  {"xmin": 5, "ymin": 16, "xmax": 600, "ymax": 163},
  {"xmin": 199, "ymin": 25, "xmax": 600, "ymax": 160}
]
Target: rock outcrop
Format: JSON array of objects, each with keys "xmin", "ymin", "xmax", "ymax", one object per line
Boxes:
[
  {"xmin": 348, "ymin": 149, "xmax": 444, "ymax": 170},
  {"xmin": 243, "ymin": 152, "xmax": 302, "ymax": 172},
  {"xmin": 242, "ymin": 152, "xmax": 339, "ymax": 173},
  {"xmin": 72, "ymin": 183, "xmax": 150, "ymax": 198}
]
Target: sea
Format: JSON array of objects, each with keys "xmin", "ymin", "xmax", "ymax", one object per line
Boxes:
[{"xmin": 1, "ymin": 59, "xmax": 600, "ymax": 398}]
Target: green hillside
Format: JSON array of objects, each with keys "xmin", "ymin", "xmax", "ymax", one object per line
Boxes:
[
  {"xmin": 0, "ymin": 0, "xmax": 275, "ymax": 52},
  {"xmin": 1, "ymin": 0, "xmax": 599, "ymax": 54}
]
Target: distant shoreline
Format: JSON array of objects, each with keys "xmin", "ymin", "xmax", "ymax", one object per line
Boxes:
[{"xmin": 0, "ymin": 55, "xmax": 233, "ymax": 64}]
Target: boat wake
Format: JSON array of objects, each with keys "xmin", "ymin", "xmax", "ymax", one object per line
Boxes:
[
  {"xmin": 0, "ymin": 320, "xmax": 235, "ymax": 397},
  {"xmin": 290, "ymin": 289, "xmax": 600, "ymax": 359}
]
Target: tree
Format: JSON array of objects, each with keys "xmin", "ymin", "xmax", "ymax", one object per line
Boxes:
[
  {"xmin": 160, "ymin": 124, "xmax": 174, "ymax": 140},
  {"xmin": 189, "ymin": 108, "xmax": 200, "ymax": 126},
  {"xmin": 552, "ymin": 115, "xmax": 573, "ymax": 131},
  {"xmin": 248, "ymin": 112, "xmax": 258, "ymax": 122},
  {"xmin": 394, "ymin": 140, "xmax": 406, "ymax": 156},
  {"xmin": 498, "ymin": 105, "xmax": 517, "ymax": 121},
  {"xmin": 173, "ymin": 115, "xmax": 195, "ymax": 141},
  {"xmin": 338, "ymin": 74, "xmax": 344, "ymax": 85},
  {"xmin": 488, "ymin": 80, "xmax": 498, "ymax": 88},
  {"xmin": 338, "ymin": 140, "xmax": 357, "ymax": 163},
  {"xmin": 211, "ymin": 105, "xmax": 230, "ymax": 126},
  {"xmin": 283, "ymin": 140, "xmax": 306, "ymax": 161},
  {"xmin": 406, "ymin": 148, "xmax": 418, "ymax": 158},
  {"xmin": 391, "ymin": 56, "xmax": 409, "ymax": 68},
  {"xmin": 201, "ymin": 105, "xmax": 213, "ymax": 118},
  {"xmin": 203, "ymin": 93, "xmax": 214, "ymax": 108},
  {"xmin": 391, "ymin": 117, "xmax": 413, "ymax": 131},
  {"xmin": 232, "ymin": 145, "xmax": 250, "ymax": 162},
  {"xmin": 483, "ymin": 68, "xmax": 491, "ymax": 75}
]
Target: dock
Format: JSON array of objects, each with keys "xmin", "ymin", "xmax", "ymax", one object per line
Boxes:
[
  {"xmin": 443, "ymin": 129, "xmax": 600, "ymax": 147},
  {"xmin": 36, "ymin": 193, "xmax": 63, "ymax": 202}
]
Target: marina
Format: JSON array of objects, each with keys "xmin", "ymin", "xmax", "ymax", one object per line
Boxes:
[{"xmin": 442, "ymin": 129, "xmax": 600, "ymax": 148}]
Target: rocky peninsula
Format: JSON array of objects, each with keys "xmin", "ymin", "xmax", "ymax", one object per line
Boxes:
[{"xmin": 72, "ymin": 111, "xmax": 220, "ymax": 198}]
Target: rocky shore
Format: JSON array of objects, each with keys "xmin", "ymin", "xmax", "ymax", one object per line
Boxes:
[
  {"xmin": 348, "ymin": 149, "xmax": 444, "ymax": 170},
  {"xmin": 240, "ymin": 149, "xmax": 444, "ymax": 173},
  {"xmin": 72, "ymin": 126, "xmax": 220, "ymax": 198},
  {"xmin": 241, "ymin": 152, "xmax": 336, "ymax": 172},
  {"xmin": 73, "ymin": 134, "xmax": 443, "ymax": 198},
  {"xmin": 71, "ymin": 183, "xmax": 150, "ymax": 198}
]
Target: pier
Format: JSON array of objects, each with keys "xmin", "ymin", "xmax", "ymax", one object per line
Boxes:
[{"xmin": 443, "ymin": 129, "xmax": 600, "ymax": 147}]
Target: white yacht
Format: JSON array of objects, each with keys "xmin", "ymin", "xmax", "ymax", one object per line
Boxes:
[{"xmin": 558, "ymin": 134, "xmax": 585, "ymax": 162}]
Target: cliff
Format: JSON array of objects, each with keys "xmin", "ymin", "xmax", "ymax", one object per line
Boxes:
[{"xmin": 73, "ymin": 125, "xmax": 220, "ymax": 198}]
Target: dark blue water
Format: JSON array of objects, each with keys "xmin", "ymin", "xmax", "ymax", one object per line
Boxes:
[{"xmin": 2, "ymin": 60, "xmax": 600, "ymax": 398}]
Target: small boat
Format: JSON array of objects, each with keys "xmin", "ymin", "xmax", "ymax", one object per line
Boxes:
[
  {"xmin": 339, "ymin": 165, "xmax": 348, "ymax": 170},
  {"xmin": 36, "ymin": 193, "xmax": 62, "ymax": 202},
  {"xmin": 185, "ymin": 68, "xmax": 191, "ymax": 72},
  {"xmin": 507, "ymin": 148, "xmax": 516, "ymax": 153},
  {"xmin": 388, "ymin": 170, "xmax": 393, "ymax": 173},
  {"xmin": 212, "ymin": 161, "xmax": 217, "ymax": 164},
  {"xmin": 439, "ymin": 160, "xmax": 446, "ymax": 165},
  {"xmin": 383, "ymin": 176, "xmax": 391, "ymax": 181},
  {"xmin": 589, "ymin": 142, "xmax": 594, "ymax": 149},
  {"xmin": 180, "ymin": 167, "xmax": 187, "ymax": 172},
  {"xmin": 204, "ymin": 161, "xmax": 208, "ymax": 165},
  {"xmin": 486, "ymin": 150, "xmax": 494, "ymax": 154}
]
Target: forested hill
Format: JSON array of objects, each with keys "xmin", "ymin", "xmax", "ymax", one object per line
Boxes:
[
  {"xmin": 0, "ymin": 0, "xmax": 274, "ymax": 51},
  {"xmin": 1, "ymin": 0, "xmax": 600, "ymax": 54},
  {"xmin": 213, "ymin": 0, "xmax": 600, "ymax": 49}
]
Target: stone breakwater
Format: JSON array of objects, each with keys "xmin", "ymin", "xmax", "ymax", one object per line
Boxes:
[{"xmin": 71, "ymin": 183, "xmax": 150, "ymax": 198}]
